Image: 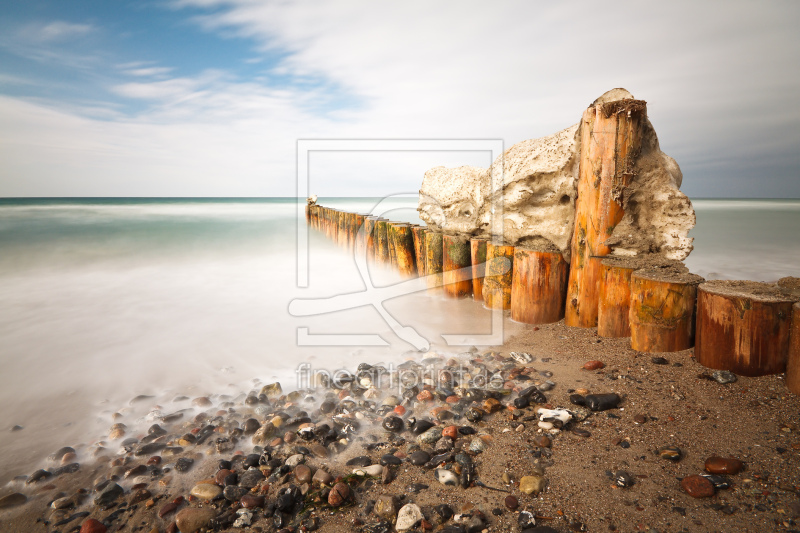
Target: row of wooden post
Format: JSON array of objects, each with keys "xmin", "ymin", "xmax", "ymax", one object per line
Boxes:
[{"xmin": 306, "ymin": 204, "xmax": 800, "ymax": 393}]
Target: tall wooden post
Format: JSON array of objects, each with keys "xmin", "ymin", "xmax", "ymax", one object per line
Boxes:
[
  {"xmin": 511, "ymin": 247, "xmax": 569, "ymax": 324},
  {"xmin": 376, "ymin": 220, "xmax": 390, "ymax": 265},
  {"xmin": 695, "ymin": 281, "xmax": 795, "ymax": 376},
  {"xmin": 364, "ymin": 216, "xmax": 378, "ymax": 262},
  {"xmin": 629, "ymin": 267, "xmax": 703, "ymax": 353},
  {"xmin": 337, "ymin": 211, "xmax": 348, "ymax": 248},
  {"xmin": 565, "ymin": 99, "xmax": 647, "ymax": 328},
  {"xmin": 442, "ymin": 234, "xmax": 472, "ymax": 298},
  {"xmin": 470, "ymin": 238, "xmax": 488, "ymax": 303},
  {"xmin": 390, "ymin": 223, "xmax": 417, "ymax": 278},
  {"xmin": 483, "ymin": 242, "xmax": 515, "ymax": 309},
  {"xmin": 786, "ymin": 302, "xmax": 800, "ymax": 395},
  {"xmin": 424, "ymin": 231, "xmax": 443, "ymax": 290},
  {"xmin": 411, "ymin": 226, "xmax": 427, "ymax": 277}
]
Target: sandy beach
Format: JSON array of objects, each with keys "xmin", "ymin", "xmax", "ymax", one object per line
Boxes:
[{"xmin": 1, "ymin": 314, "xmax": 798, "ymax": 533}]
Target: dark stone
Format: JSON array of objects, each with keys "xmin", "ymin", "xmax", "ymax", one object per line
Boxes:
[
  {"xmin": 223, "ymin": 485, "xmax": 249, "ymax": 501},
  {"xmin": 347, "ymin": 456, "xmax": 373, "ymax": 467},
  {"xmin": 239, "ymin": 468, "xmax": 265, "ymax": 489},
  {"xmin": 382, "ymin": 416, "xmax": 404, "ymax": 432},
  {"xmin": 175, "ymin": 457, "xmax": 194, "ymax": 472},
  {"xmin": 434, "ymin": 504, "xmax": 454, "ymax": 521},
  {"xmin": 94, "ymin": 482, "xmax": 124, "ymax": 507},
  {"xmin": 614, "ymin": 471, "xmax": 634, "ymax": 488},
  {"xmin": 409, "ymin": 451, "xmax": 431, "ymax": 466},
  {"xmin": 380, "ymin": 454, "xmax": 402, "ymax": 466},
  {"xmin": 406, "ymin": 483, "xmax": 428, "ymax": 493},
  {"xmin": 26, "ymin": 469, "xmax": 52, "ymax": 484},
  {"xmin": 134, "ymin": 443, "xmax": 166, "ymax": 456},
  {"xmin": 584, "ymin": 393, "xmax": 621, "ymax": 411},
  {"xmin": 411, "ymin": 419, "xmax": 435, "ymax": 435}
]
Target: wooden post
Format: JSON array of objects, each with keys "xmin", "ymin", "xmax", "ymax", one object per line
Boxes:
[
  {"xmin": 511, "ymin": 247, "xmax": 569, "ymax": 324},
  {"xmin": 424, "ymin": 231, "xmax": 443, "ymax": 290},
  {"xmin": 354, "ymin": 214, "xmax": 366, "ymax": 257},
  {"xmin": 442, "ymin": 234, "xmax": 472, "ymax": 298},
  {"xmin": 470, "ymin": 238, "xmax": 488, "ymax": 303},
  {"xmin": 597, "ymin": 256, "xmax": 670, "ymax": 338},
  {"xmin": 387, "ymin": 222, "xmax": 400, "ymax": 270},
  {"xmin": 375, "ymin": 220, "xmax": 390, "ymax": 265},
  {"xmin": 629, "ymin": 267, "xmax": 703, "ymax": 353},
  {"xmin": 786, "ymin": 302, "xmax": 800, "ymax": 395},
  {"xmin": 364, "ymin": 216, "xmax": 378, "ymax": 262},
  {"xmin": 695, "ymin": 281, "xmax": 795, "ymax": 376},
  {"xmin": 565, "ymin": 99, "xmax": 647, "ymax": 328},
  {"xmin": 390, "ymin": 223, "xmax": 417, "ymax": 277},
  {"xmin": 483, "ymin": 242, "xmax": 515, "ymax": 309},
  {"xmin": 411, "ymin": 226, "xmax": 427, "ymax": 277},
  {"xmin": 338, "ymin": 211, "xmax": 348, "ymax": 248}
]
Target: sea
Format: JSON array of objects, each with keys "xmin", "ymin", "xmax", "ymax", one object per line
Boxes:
[{"xmin": 0, "ymin": 197, "xmax": 798, "ymax": 486}]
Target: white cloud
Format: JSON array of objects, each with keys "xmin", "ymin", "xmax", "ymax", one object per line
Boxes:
[
  {"xmin": 36, "ymin": 21, "xmax": 95, "ymax": 42},
  {"xmin": 122, "ymin": 67, "xmax": 175, "ymax": 78}
]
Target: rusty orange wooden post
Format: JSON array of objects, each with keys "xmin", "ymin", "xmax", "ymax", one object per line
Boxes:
[
  {"xmin": 695, "ymin": 281, "xmax": 795, "ymax": 376},
  {"xmin": 597, "ymin": 257, "xmax": 638, "ymax": 338},
  {"xmin": 510, "ymin": 247, "xmax": 568, "ymax": 324},
  {"xmin": 629, "ymin": 267, "xmax": 703, "ymax": 352},
  {"xmin": 470, "ymin": 238, "xmax": 488, "ymax": 303},
  {"xmin": 786, "ymin": 302, "xmax": 800, "ymax": 394},
  {"xmin": 565, "ymin": 99, "xmax": 647, "ymax": 328},
  {"xmin": 390, "ymin": 223, "xmax": 417, "ymax": 277},
  {"xmin": 442, "ymin": 234, "xmax": 472, "ymax": 298},
  {"xmin": 424, "ymin": 231, "xmax": 443, "ymax": 290},
  {"xmin": 364, "ymin": 216, "xmax": 378, "ymax": 262},
  {"xmin": 375, "ymin": 220, "xmax": 390, "ymax": 265},
  {"xmin": 483, "ymin": 242, "xmax": 515, "ymax": 309},
  {"xmin": 411, "ymin": 226, "xmax": 427, "ymax": 277}
]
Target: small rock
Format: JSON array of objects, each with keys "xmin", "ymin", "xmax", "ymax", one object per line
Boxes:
[
  {"xmin": 312, "ymin": 469, "xmax": 333, "ymax": 486},
  {"xmin": 223, "ymin": 485, "xmax": 249, "ymax": 501},
  {"xmin": 435, "ymin": 468, "xmax": 459, "ymax": 486},
  {"xmin": 651, "ymin": 356, "xmax": 669, "ymax": 365},
  {"xmin": 233, "ymin": 508, "xmax": 254, "ymax": 527},
  {"xmin": 504, "ymin": 495, "xmax": 519, "ymax": 510},
  {"xmin": 241, "ymin": 493, "xmax": 265, "ymax": 508},
  {"xmin": 614, "ymin": 470, "xmax": 634, "ymax": 488},
  {"xmin": 396, "ymin": 503, "xmax": 424, "ymax": 532},
  {"xmin": 681, "ymin": 474, "xmax": 715, "ymax": 498},
  {"xmin": 519, "ymin": 475, "xmax": 546, "ymax": 495},
  {"xmin": 260, "ymin": 382, "xmax": 282, "ymax": 398},
  {"xmin": 175, "ymin": 507, "xmax": 217, "ymax": 533},
  {"xmin": 582, "ymin": 360, "xmax": 605, "ymax": 370},
  {"xmin": 712, "ymin": 370, "xmax": 737, "ymax": 384},
  {"xmin": 328, "ymin": 482, "xmax": 350, "ymax": 507},
  {"xmin": 285, "ymin": 453, "xmax": 305, "ymax": 467},
  {"xmin": 374, "ymin": 494, "xmax": 399, "ymax": 522},
  {"xmin": 174, "ymin": 457, "xmax": 194, "ymax": 472},
  {"xmin": 511, "ymin": 352, "xmax": 533, "ymax": 364},
  {"xmin": 0, "ymin": 492, "xmax": 27, "ymax": 509},
  {"xmin": 80, "ymin": 518, "xmax": 107, "ymax": 533},
  {"xmin": 94, "ymin": 482, "xmax": 123, "ymax": 507},
  {"xmin": 354, "ymin": 464, "xmax": 384, "ymax": 477},
  {"xmin": 705, "ymin": 456, "xmax": 743, "ymax": 475},
  {"xmin": 409, "ymin": 450, "xmax": 431, "ymax": 466},
  {"xmin": 294, "ymin": 464, "xmax": 313, "ymax": 484},
  {"xmin": 468, "ymin": 437, "xmax": 486, "ymax": 453},
  {"xmin": 239, "ymin": 468, "xmax": 265, "ymax": 489},
  {"xmin": 417, "ymin": 427, "xmax": 443, "ymax": 445},
  {"xmin": 190, "ymin": 484, "xmax": 222, "ymax": 500},
  {"xmin": 657, "ymin": 445, "xmax": 683, "ymax": 462},
  {"xmin": 633, "ymin": 414, "xmax": 647, "ymax": 424},
  {"xmin": 533, "ymin": 435, "xmax": 551, "ymax": 448}
]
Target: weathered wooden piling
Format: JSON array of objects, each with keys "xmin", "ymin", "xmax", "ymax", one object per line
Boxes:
[
  {"xmin": 597, "ymin": 256, "xmax": 668, "ymax": 338},
  {"xmin": 483, "ymin": 242, "xmax": 515, "ymax": 309},
  {"xmin": 786, "ymin": 302, "xmax": 800, "ymax": 395},
  {"xmin": 424, "ymin": 231, "xmax": 443, "ymax": 290},
  {"xmin": 387, "ymin": 222, "xmax": 400, "ymax": 269},
  {"xmin": 390, "ymin": 223, "xmax": 418, "ymax": 278},
  {"xmin": 442, "ymin": 234, "xmax": 472, "ymax": 298},
  {"xmin": 565, "ymin": 99, "xmax": 647, "ymax": 328},
  {"xmin": 375, "ymin": 220, "xmax": 390, "ymax": 265},
  {"xmin": 695, "ymin": 281, "xmax": 795, "ymax": 376},
  {"xmin": 470, "ymin": 238, "xmax": 488, "ymax": 303},
  {"xmin": 629, "ymin": 267, "xmax": 703, "ymax": 352},
  {"xmin": 411, "ymin": 226, "xmax": 427, "ymax": 277},
  {"xmin": 510, "ymin": 246, "xmax": 569, "ymax": 324},
  {"xmin": 364, "ymin": 216, "xmax": 379, "ymax": 262}
]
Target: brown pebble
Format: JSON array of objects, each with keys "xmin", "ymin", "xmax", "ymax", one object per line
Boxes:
[
  {"xmin": 483, "ymin": 398, "xmax": 502, "ymax": 413},
  {"xmin": 158, "ymin": 501, "xmax": 179, "ymax": 518},
  {"xmin": 417, "ymin": 390, "xmax": 434, "ymax": 402},
  {"xmin": 504, "ymin": 495, "xmax": 519, "ymax": 510},
  {"xmin": 681, "ymin": 474, "xmax": 715, "ymax": 498},
  {"xmin": 705, "ymin": 456, "xmax": 743, "ymax": 475},
  {"xmin": 328, "ymin": 482, "xmax": 350, "ymax": 506},
  {"xmin": 215, "ymin": 469, "xmax": 233, "ymax": 485},
  {"xmin": 147, "ymin": 456, "xmax": 161, "ymax": 465},
  {"xmin": 294, "ymin": 464, "xmax": 312, "ymax": 484},
  {"xmin": 240, "ymin": 493, "xmax": 265, "ymax": 508},
  {"xmin": 442, "ymin": 425, "xmax": 458, "ymax": 439},
  {"xmin": 80, "ymin": 518, "xmax": 107, "ymax": 533},
  {"xmin": 633, "ymin": 414, "xmax": 647, "ymax": 424},
  {"xmin": 533, "ymin": 435, "xmax": 551, "ymax": 448},
  {"xmin": 582, "ymin": 360, "xmax": 605, "ymax": 370},
  {"xmin": 283, "ymin": 431, "xmax": 296, "ymax": 444}
]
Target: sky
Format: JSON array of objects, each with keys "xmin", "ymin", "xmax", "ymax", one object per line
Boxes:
[{"xmin": 0, "ymin": 1, "xmax": 798, "ymax": 198}]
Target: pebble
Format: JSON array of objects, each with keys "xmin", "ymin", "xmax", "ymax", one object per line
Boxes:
[
  {"xmin": 418, "ymin": 427, "xmax": 443, "ymax": 444},
  {"xmin": 681, "ymin": 474, "xmax": 715, "ymax": 498},
  {"xmin": 468, "ymin": 437, "xmax": 487, "ymax": 453},
  {"xmin": 175, "ymin": 507, "xmax": 217, "ymax": 533},
  {"xmin": 705, "ymin": 456, "xmax": 744, "ymax": 475},
  {"xmin": 396, "ymin": 503, "xmax": 424, "ymax": 531},
  {"xmin": 239, "ymin": 468, "xmax": 265, "ymax": 489},
  {"xmin": 312, "ymin": 469, "xmax": 333, "ymax": 486},
  {"xmin": 435, "ymin": 468, "xmax": 459, "ymax": 486},
  {"xmin": 354, "ymin": 464, "xmax": 384, "ymax": 477},
  {"xmin": 374, "ymin": 494, "xmax": 399, "ymax": 521},
  {"xmin": 504, "ymin": 495, "xmax": 519, "ymax": 510},
  {"xmin": 0, "ymin": 492, "xmax": 27, "ymax": 509},
  {"xmin": 409, "ymin": 450, "xmax": 431, "ymax": 466},
  {"xmin": 442, "ymin": 425, "xmax": 459, "ymax": 439},
  {"xmin": 614, "ymin": 470, "xmax": 635, "ymax": 488},
  {"xmin": 657, "ymin": 445, "xmax": 683, "ymax": 462},
  {"xmin": 79, "ymin": 518, "xmax": 107, "ymax": 533},
  {"xmin": 285, "ymin": 453, "xmax": 305, "ymax": 467},
  {"xmin": 328, "ymin": 482, "xmax": 350, "ymax": 507},
  {"xmin": 583, "ymin": 360, "xmax": 605, "ymax": 370},
  {"xmin": 712, "ymin": 370, "xmax": 737, "ymax": 384},
  {"xmin": 533, "ymin": 435, "xmax": 551, "ymax": 448},
  {"xmin": 190, "ymin": 483, "xmax": 222, "ymax": 500},
  {"xmin": 240, "ymin": 493, "xmax": 265, "ymax": 508},
  {"xmin": 233, "ymin": 508, "xmax": 253, "ymax": 527},
  {"xmin": 94, "ymin": 482, "xmax": 123, "ymax": 507},
  {"xmin": 511, "ymin": 352, "xmax": 533, "ymax": 363},
  {"xmin": 294, "ymin": 464, "xmax": 312, "ymax": 483},
  {"xmin": 223, "ymin": 485, "xmax": 249, "ymax": 502},
  {"xmin": 519, "ymin": 475, "xmax": 546, "ymax": 495}
]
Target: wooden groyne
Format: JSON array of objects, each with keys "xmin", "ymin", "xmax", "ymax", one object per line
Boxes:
[{"xmin": 306, "ymin": 202, "xmax": 800, "ymax": 394}]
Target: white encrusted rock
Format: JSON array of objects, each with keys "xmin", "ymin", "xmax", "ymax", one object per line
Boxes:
[{"xmin": 395, "ymin": 503, "xmax": 424, "ymax": 531}]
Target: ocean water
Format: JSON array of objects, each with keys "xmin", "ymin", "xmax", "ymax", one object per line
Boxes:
[{"xmin": 0, "ymin": 197, "xmax": 797, "ymax": 486}]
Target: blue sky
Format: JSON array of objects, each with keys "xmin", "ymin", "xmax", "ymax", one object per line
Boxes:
[{"xmin": 0, "ymin": 1, "xmax": 798, "ymax": 197}]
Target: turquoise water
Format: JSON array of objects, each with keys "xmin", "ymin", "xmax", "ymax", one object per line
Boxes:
[{"xmin": 0, "ymin": 196, "xmax": 797, "ymax": 485}]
